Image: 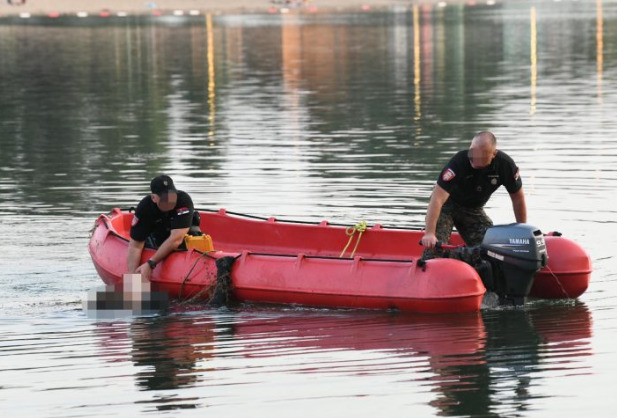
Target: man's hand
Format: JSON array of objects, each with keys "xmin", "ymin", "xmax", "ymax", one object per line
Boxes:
[
  {"xmin": 135, "ymin": 262, "xmax": 153, "ymax": 282},
  {"xmin": 421, "ymin": 233, "xmax": 438, "ymax": 249},
  {"xmin": 127, "ymin": 239, "xmax": 146, "ymax": 274},
  {"xmin": 422, "ymin": 185, "xmax": 449, "ymax": 251},
  {"xmin": 132, "ymin": 228, "xmax": 189, "ymax": 282}
]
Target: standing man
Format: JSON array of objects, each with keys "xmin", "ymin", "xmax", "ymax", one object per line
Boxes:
[
  {"xmin": 127, "ymin": 175, "xmax": 195, "ymax": 281},
  {"xmin": 421, "ymin": 131, "xmax": 527, "ymax": 254}
]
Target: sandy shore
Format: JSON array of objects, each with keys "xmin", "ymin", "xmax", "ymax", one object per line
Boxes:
[{"xmin": 0, "ymin": 0, "xmax": 479, "ymax": 17}]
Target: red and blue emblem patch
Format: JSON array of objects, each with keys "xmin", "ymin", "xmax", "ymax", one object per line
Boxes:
[{"xmin": 442, "ymin": 168, "xmax": 456, "ymax": 182}]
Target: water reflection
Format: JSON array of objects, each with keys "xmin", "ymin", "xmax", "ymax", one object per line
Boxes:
[
  {"xmin": 95, "ymin": 315, "xmax": 219, "ymax": 392},
  {"xmin": 1, "ymin": 1, "xmax": 614, "ymax": 219},
  {"xmin": 413, "ymin": 5, "xmax": 422, "ymax": 128},
  {"xmin": 597, "ymin": 0, "xmax": 604, "ymax": 102},
  {"xmin": 0, "ymin": 3, "xmax": 614, "ymax": 414},
  {"xmin": 530, "ymin": 6, "xmax": 537, "ymax": 115},
  {"xmin": 206, "ymin": 13, "xmax": 216, "ymax": 139},
  {"xmin": 90, "ymin": 302, "xmax": 592, "ymax": 415}
]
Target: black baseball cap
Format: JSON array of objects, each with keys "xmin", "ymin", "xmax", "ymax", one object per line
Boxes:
[{"xmin": 150, "ymin": 175, "xmax": 177, "ymax": 196}]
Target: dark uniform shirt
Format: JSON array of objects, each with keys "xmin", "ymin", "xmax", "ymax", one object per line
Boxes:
[
  {"xmin": 130, "ymin": 190, "xmax": 194, "ymax": 246},
  {"xmin": 436, "ymin": 150, "xmax": 522, "ymax": 208}
]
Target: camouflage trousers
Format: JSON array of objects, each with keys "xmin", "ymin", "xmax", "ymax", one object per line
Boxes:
[{"xmin": 423, "ymin": 200, "xmax": 493, "ymax": 259}]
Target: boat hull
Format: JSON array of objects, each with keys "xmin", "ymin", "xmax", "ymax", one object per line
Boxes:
[
  {"xmin": 88, "ymin": 209, "xmax": 485, "ymax": 313},
  {"xmin": 231, "ymin": 252, "xmax": 484, "ymax": 313},
  {"xmin": 88, "ymin": 208, "xmax": 592, "ymax": 314},
  {"xmin": 530, "ymin": 234, "xmax": 592, "ymax": 298}
]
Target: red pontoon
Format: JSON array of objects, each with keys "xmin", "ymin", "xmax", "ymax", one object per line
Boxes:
[{"xmin": 88, "ymin": 208, "xmax": 592, "ymax": 314}]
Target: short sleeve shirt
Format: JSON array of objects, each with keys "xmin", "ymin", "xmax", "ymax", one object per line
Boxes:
[
  {"xmin": 130, "ymin": 190, "xmax": 194, "ymax": 243},
  {"xmin": 436, "ymin": 150, "xmax": 522, "ymax": 208}
]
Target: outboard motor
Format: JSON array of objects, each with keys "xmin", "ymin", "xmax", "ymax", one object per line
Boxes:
[{"xmin": 479, "ymin": 224, "xmax": 548, "ymax": 305}]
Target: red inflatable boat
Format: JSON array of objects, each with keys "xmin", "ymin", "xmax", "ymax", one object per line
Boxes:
[{"xmin": 88, "ymin": 208, "xmax": 592, "ymax": 314}]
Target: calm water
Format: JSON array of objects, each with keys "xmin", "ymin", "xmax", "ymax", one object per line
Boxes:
[{"xmin": 1, "ymin": 1, "xmax": 617, "ymax": 416}]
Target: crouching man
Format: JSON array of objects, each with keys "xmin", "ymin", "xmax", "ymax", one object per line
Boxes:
[{"xmin": 127, "ymin": 175, "xmax": 194, "ymax": 281}]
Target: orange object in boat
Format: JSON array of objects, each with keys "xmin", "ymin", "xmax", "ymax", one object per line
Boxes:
[{"xmin": 184, "ymin": 234, "xmax": 214, "ymax": 252}]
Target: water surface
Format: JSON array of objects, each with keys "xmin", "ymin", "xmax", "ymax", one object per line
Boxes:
[{"xmin": 1, "ymin": 1, "xmax": 616, "ymax": 416}]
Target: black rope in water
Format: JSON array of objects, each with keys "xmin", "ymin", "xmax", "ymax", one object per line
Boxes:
[
  {"xmin": 178, "ymin": 251, "xmax": 217, "ymax": 300},
  {"xmin": 177, "ymin": 254, "xmax": 240, "ymax": 306},
  {"xmin": 209, "ymin": 256, "xmax": 238, "ymax": 306}
]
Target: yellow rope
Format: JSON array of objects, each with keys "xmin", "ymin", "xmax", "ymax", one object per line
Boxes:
[{"xmin": 339, "ymin": 221, "xmax": 368, "ymax": 258}]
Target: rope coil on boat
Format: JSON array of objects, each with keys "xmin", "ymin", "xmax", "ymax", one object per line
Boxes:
[{"xmin": 339, "ymin": 221, "xmax": 368, "ymax": 258}]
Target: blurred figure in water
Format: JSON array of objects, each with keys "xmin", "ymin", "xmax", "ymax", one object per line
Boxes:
[{"xmin": 84, "ymin": 274, "xmax": 168, "ymax": 319}]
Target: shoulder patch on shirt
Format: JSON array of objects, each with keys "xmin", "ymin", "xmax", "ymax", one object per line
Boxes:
[
  {"xmin": 131, "ymin": 215, "xmax": 139, "ymax": 226},
  {"xmin": 442, "ymin": 168, "xmax": 456, "ymax": 182},
  {"xmin": 176, "ymin": 207, "xmax": 190, "ymax": 216},
  {"xmin": 514, "ymin": 168, "xmax": 520, "ymax": 181}
]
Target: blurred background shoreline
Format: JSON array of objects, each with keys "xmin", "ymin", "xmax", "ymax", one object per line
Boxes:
[{"xmin": 0, "ymin": 0, "xmax": 504, "ymax": 17}]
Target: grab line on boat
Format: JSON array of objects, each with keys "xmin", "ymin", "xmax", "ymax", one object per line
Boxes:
[
  {"xmin": 245, "ymin": 251, "xmax": 414, "ymax": 264},
  {"xmin": 192, "ymin": 207, "xmax": 424, "ymax": 231}
]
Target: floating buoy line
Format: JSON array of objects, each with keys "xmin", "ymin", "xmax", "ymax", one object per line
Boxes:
[{"xmin": 7, "ymin": 9, "xmax": 205, "ymax": 20}]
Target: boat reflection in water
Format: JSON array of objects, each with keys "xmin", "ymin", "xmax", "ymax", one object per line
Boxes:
[{"xmin": 93, "ymin": 302, "xmax": 592, "ymax": 415}]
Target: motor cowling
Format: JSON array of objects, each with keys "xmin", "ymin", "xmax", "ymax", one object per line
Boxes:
[{"xmin": 480, "ymin": 223, "xmax": 548, "ymax": 305}]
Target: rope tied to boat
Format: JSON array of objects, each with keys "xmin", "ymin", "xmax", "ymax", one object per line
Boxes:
[
  {"xmin": 339, "ymin": 221, "xmax": 368, "ymax": 258},
  {"xmin": 544, "ymin": 264, "xmax": 572, "ymax": 299},
  {"xmin": 178, "ymin": 252, "xmax": 239, "ymax": 305}
]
